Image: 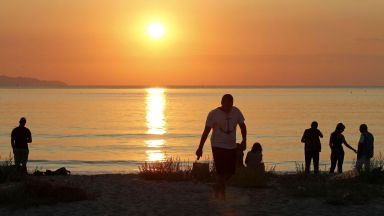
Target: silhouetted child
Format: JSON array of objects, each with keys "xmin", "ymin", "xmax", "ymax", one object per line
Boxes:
[
  {"xmin": 236, "ymin": 143, "xmax": 246, "ymax": 167},
  {"xmin": 245, "ymin": 143, "xmax": 264, "ymax": 172}
]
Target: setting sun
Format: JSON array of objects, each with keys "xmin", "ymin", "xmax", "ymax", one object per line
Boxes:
[{"xmin": 147, "ymin": 22, "xmax": 165, "ymax": 39}]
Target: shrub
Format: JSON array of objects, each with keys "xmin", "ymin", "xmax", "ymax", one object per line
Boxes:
[{"xmin": 0, "ymin": 153, "xmax": 26, "ymax": 183}]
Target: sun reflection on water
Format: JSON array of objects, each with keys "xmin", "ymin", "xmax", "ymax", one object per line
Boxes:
[
  {"xmin": 146, "ymin": 88, "xmax": 166, "ymax": 135},
  {"xmin": 145, "ymin": 88, "xmax": 167, "ymax": 161}
]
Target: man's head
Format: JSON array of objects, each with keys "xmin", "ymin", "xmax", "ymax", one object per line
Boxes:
[
  {"xmin": 221, "ymin": 94, "xmax": 234, "ymax": 112},
  {"xmin": 19, "ymin": 117, "xmax": 26, "ymax": 127},
  {"xmin": 360, "ymin": 124, "xmax": 368, "ymax": 133},
  {"xmin": 311, "ymin": 121, "xmax": 318, "ymax": 129}
]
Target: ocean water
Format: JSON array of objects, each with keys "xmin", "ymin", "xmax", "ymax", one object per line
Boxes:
[{"xmin": 0, "ymin": 87, "xmax": 383, "ymax": 174}]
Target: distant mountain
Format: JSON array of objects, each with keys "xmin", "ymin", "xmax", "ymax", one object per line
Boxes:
[{"xmin": 0, "ymin": 75, "xmax": 67, "ymax": 87}]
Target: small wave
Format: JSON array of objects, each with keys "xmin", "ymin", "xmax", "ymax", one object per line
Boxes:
[
  {"xmin": 29, "ymin": 160, "xmax": 142, "ymax": 165},
  {"xmin": 34, "ymin": 133, "xmax": 199, "ymax": 139}
]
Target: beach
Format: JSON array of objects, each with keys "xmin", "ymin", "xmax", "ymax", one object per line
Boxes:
[{"xmin": 1, "ymin": 173, "xmax": 383, "ymax": 216}]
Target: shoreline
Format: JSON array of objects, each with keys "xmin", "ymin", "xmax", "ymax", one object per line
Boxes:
[{"xmin": 24, "ymin": 160, "xmax": 358, "ymax": 175}]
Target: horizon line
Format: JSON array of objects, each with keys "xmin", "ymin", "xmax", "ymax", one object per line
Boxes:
[{"xmin": 2, "ymin": 85, "xmax": 384, "ymax": 89}]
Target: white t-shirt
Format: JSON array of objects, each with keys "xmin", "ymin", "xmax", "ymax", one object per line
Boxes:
[{"xmin": 205, "ymin": 106, "xmax": 245, "ymax": 149}]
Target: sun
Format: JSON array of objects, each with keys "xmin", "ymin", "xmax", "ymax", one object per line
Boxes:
[{"xmin": 147, "ymin": 22, "xmax": 165, "ymax": 39}]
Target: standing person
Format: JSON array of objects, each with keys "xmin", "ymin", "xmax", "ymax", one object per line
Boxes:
[
  {"xmin": 356, "ymin": 124, "xmax": 374, "ymax": 172},
  {"xmin": 196, "ymin": 94, "xmax": 247, "ymax": 200},
  {"xmin": 329, "ymin": 123, "xmax": 357, "ymax": 173},
  {"xmin": 301, "ymin": 121, "xmax": 323, "ymax": 174},
  {"xmin": 11, "ymin": 117, "xmax": 32, "ymax": 173}
]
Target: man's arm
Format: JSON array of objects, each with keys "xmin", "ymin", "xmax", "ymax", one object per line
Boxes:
[
  {"xmin": 27, "ymin": 130, "xmax": 32, "ymax": 143},
  {"xmin": 301, "ymin": 130, "xmax": 306, "ymax": 143},
  {"xmin": 343, "ymin": 138, "xmax": 357, "ymax": 153},
  {"xmin": 239, "ymin": 122, "xmax": 247, "ymax": 148},
  {"xmin": 319, "ymin": 130, "xmax": 324, "ymax": 138},
  {"xmin": 11, "ymin": 131, "xmax": 15, "ymax": 147},
  {"xmin": 196, "ymin": 126, "xmax": 212, "ymax": 160}
]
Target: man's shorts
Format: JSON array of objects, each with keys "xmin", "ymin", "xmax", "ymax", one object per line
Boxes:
[
  {"xmin": 13, "ymin": 148, "xmax": 29, "ymax": 166},
  {"xmin": 212, "ymin": 147, "xmax": 237, "ymax": 177}
]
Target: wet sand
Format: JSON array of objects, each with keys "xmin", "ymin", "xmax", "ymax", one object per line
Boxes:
[{"xmin": 1, "ymin": 174, "xmax": 383, "ymax": 216}]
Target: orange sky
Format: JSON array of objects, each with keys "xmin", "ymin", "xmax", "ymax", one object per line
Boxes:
[{"xmin": 1, "ymin": 0, "xmax": 384, "ymax": 86}]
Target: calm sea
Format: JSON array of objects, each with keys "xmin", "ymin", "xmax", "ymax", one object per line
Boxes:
[{"xmin": 0, "ymin": 87, "xmax": 383, "ymax": 174}]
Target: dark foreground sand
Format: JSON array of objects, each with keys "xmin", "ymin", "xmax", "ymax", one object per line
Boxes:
[{"xmin": 1, "ymin": 174, "xmax": 383, "ymax": 216}]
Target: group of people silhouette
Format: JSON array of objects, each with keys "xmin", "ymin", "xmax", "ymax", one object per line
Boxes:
[
  {"xmin": 9, "ymin": 94, "xmax": 375, "ymax": 201},
  {"xmin": 302, "ymin": 121, "xmax": 374, "ymax": 174}
]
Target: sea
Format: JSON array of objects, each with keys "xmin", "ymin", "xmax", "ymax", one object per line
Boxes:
[{"xmin": 0, "ymin": 87, "xmax": 383, "ymax": 174}]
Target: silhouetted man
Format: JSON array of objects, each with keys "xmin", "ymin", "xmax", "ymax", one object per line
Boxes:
[
  {"xmin": 196, "ymin": 94, "xmax": 247, "ymax": 200},
  {"xmin": 301, "ymin": 121, "xmax": 323, "ymax": 174},
  {"xmin": 356, "ymin": 124, "xmax": 374, "ymax": 172},
  {"xmin": 11, "ymin": 117, "xmax": 32, "ymax": 173}
]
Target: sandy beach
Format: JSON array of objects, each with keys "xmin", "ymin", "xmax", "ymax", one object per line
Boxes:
[{"xmin": 1, "ymin": 174, "xmax": 383, "ymax": 216}]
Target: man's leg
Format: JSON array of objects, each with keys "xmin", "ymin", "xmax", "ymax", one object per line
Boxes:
[
  {"xmin": 219, "ymin": 148, "xmax": 237, "ymax": 200},
  {"xmin": 21, "ymin": 149, "xmax": 29, "ymax": 174},
  {"xmin": 330, "ymin": 151, "xmax": 337, "ymax": 173},
  {"xmin": 337, "ymin": 151, "xmax": 344, "ymax": 173},
  {"xmin": 313, "ymin": 151, "xmax": 320, "ymax": 174},
  {"xmin": 305, "ymin": 151, "xmax": 311, "ymax": 174},
  {"xmin": 212, "ymin": 147, "xmax": 231, "ymax": 200},
  {"xmin": 363, "ymin": 157, "xmax": 371, "ymax": 172},
  {"xmin": 356, "ymin": 157, "xmax": 363, "ymax": 172},
  {"xmin": 13, "ymin": 149, "xmax": 21, "ymax": 168}
]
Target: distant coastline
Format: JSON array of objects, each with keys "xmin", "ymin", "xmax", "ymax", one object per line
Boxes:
[
  {"xmin": 1, "ymin": 75, "xmax": 383, "ymax": 89},
  {"xmin": 0, "ymin": 75, "xmax": 67, "ymax": 87}
]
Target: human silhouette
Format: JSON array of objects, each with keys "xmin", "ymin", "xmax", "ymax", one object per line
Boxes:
[
  {"xmin": 329, "ymin": 123, "xmax": 357, "ymax": 173},
  {"xmin": 301, "ymin": 121, "xmax": 323, "ymax": 174},
  {"xmin": 245, "ymin": 143, "xmax": 264, "ymax": 172},
  {"xmin": 196, "ymin": 94, "xmax": 247, "ymax": 200},
  {"xmin": 356, "ymin": 124, "xmax": 374, "ymax": 172},
  {"xmin": 236, "ymin": 142, "xmax": 246, "ymax": 168},
  {"xmin": 11, "ymin": 117, "xmax": 32, "ymax": 173}
]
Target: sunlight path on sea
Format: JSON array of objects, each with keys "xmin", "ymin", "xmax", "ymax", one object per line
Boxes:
[{"xmin": 145, "ymin": 88, "xmax": 167, "ymax": 161}]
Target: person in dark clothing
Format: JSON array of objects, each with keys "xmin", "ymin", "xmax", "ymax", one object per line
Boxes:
[
  {"xmin": 301, "ymin": 121, "xmax": 323, "ymax": 174},
  {"xmin": 11, "ymin": 117, "xmax": 32, "ymax": 173},
  {"xmin": 245, "ymin": 142, "xmax": 264, "ymax": 170},
  {"xmin": 329, "ymin": 123, "xmax": 357, "ymax": 173},
  {"xmin": 356, "ymin": 124, "xmax": 374, "ymax": 172}
]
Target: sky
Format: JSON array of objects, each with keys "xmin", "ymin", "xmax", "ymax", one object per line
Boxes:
[{"xmin": 0, "ymin": 0, "xmax": 384, "ymax": 86}]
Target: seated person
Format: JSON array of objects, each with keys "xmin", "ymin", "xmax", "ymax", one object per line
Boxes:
[{"xmin": 245, "ymin": 143, "xmax": 264, "ymax": 172}]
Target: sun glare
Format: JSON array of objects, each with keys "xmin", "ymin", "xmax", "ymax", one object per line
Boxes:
[{"xmin": 147, "ymin": 22, "xmax": 165, "ymax": 39}]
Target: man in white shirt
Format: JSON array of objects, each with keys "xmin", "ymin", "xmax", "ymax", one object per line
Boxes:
[{"xmin": 196, "ymin": 94, "xmax": 247, "ymax": 200}]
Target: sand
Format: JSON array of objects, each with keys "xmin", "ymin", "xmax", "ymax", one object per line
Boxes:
[{"xmin": 1, "ymin": 174, "xmax": 383, "ymax": 216}]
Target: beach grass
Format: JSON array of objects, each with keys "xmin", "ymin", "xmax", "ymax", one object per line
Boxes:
[
  {"xmin": 138, "ymin": 157, "xmax": 193, "ymax": 181},
  {"xmin": 279, "ymin": 155, "xmax": 384, "ymax": 205}
]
